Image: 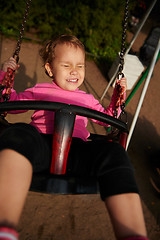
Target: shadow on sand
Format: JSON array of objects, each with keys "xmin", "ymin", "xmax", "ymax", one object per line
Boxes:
[
  {"xmin": 127, "ymin": 112, "xmax": 160, "ymax": 225},
  {"xmin": 14, "ymin": 62, "xmax": 37, "ymax": 93}
]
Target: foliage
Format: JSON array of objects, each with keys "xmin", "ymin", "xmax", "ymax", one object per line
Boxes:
[{"xmin": 0, "ymin": 0, "xmax": 129, "ymax": 66}]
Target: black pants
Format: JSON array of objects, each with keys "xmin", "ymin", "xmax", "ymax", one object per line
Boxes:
[{"xmin": 0, "ymin": 123, "xmax": 139, "ymax": 200}]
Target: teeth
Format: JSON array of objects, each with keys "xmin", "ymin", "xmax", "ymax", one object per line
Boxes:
[{"xmin": 67, "ymin": 79, "xmax": 78, "ymax": 82}]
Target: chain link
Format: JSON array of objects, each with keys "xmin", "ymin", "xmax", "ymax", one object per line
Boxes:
[
  {"xmin": 13, "ymin": 0, "xmax": 32, "ymax": 63},
  {"xmin": 117, "ymin": 0, "xmax": 130, "ymax": 78},
  {"xmin": 0, "ymin": 0, "xmax": 32, "ymax": 104},
  {"xmin": 114, "ymin": 0, "xmax": 129, "ymax": 119}
]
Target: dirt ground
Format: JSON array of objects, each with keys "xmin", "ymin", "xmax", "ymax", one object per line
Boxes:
[{"xmin": 0, "ymin": 18, "xmax": 160, "ymax": 240}]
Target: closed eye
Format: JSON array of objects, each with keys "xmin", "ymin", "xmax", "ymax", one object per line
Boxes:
[
  {"xmin": 77, "ymin": 65, "xmax": 84, "ymax": 68},
  {"xmin": 63, "ymin": 64, "xmax": 70, "ymax": 67}
]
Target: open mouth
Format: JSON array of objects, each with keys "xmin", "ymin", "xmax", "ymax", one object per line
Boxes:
[{"xmin": 66, "ymin": 78, "xmax": 78, "ymax": 83}]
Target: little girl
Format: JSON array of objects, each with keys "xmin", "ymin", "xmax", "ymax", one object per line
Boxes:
[{"xmin": 0, "ymin": 35, "xmax": 148, "ymax": 240}]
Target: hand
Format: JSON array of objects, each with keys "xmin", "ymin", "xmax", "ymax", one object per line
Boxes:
[
  {"xmin": 116, "ymin": 76, "xmax": 127, "ymax": 94},
  {"xmin": 2, "ymin": 57, "xmax": 20, "ymax": 72}
]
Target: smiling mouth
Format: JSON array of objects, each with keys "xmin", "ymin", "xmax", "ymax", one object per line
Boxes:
[{"xmin": 66, "ymin": 78, "xmax": 78, "ymax": 83}]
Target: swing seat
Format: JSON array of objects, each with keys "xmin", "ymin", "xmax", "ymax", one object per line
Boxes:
[
  {"xmin": 30, "ymin": 173, "xmax": 99, "ymax": 195},
  {"xmin": 0, "ymin": 100, "xmax": 128, "ymax": 195}
]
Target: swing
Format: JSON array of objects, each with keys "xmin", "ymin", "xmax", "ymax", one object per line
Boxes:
[{"xmin": 0, "ymin": 0, "xmax": 129, "ymax": 195}]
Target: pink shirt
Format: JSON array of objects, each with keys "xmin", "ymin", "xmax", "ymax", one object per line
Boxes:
[{"xmin": 0, "ymin": 70, "xmax": 122, "ymax": 141}]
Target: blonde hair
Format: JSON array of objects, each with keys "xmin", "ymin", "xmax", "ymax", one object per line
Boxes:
[{"xmin": 40, "ymin": 35, "xmax": 85, "ymax": 66}]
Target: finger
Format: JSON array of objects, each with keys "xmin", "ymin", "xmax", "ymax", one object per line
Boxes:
[
  {"xmin": 9, "ymin": 57, "xmax": 16, "ymax": 61},
  {"xmin": 8, "ymin": 57, "xmax": 18, "ymax": 70},
  {"xmin": 120, "ymin": 78, "xmax": 127, "ymax": 87},
  {"xmin": 8, "ymin": 63, "xmax": 17, "ymax": 70},
  {"xmin": 116, "ymin": 79, "xmax": 121, "ymax": 85}
]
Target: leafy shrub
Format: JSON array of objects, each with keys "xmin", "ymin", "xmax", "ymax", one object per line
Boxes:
[{"xmin": 0, "ymin": 0, "xmax": 129, "ymax": 66}]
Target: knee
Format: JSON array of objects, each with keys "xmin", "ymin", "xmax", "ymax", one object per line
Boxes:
[
  {"xmin": 0, "ymin": 123, "xmax": 36, "ymax": 145},
  {"xmin": 97, "ymin": 141, "xmax": 133, "ymax": 176},
  {"xmin": 108, "ymin": 142, "xmax": 131, "ymax": 166},
  {"xmin": 0, "ymin": 123, "xmax": 39, "ymax": 163}
]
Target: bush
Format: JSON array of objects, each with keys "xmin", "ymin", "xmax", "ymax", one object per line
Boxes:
[{"xmin": 0, "ymin": 0, "xmax": 129, "ymax": 65}]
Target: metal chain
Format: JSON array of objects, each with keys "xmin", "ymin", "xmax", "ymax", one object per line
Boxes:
[
  {"xmin": 117, "ymin": 0, "xmax": 130, "ymax": 78},
  {"xmin": 13, "ymin": 0, "xmax": 32, "ymax": 63},
  {"xmin": 0, "ymin": 0, "xmax": 32, "ymax": 116},
  {"xmin": 114, "ymin": 0, "xmax": 129, "ymax": 119}
]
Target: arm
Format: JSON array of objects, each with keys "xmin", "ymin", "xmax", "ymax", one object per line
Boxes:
[
  {"xmin": 0, "ymin": 57, "xmax": 35, "ymax": 113},
  {"xmin": 90, "ymin": 77, "xmax": 127, "ymax": 125}
]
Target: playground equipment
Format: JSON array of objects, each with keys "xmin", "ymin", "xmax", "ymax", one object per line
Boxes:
[
  {"xmin": 100, "ymin": 0, "xmax": 159, "ymax": 150},
  {"xmin": 0, "ymin": 0, "xmax": 130, "ymax": 194},
  {"xmin": 1, "ymin": 0, "xmax": 159, "ymax": 194}
]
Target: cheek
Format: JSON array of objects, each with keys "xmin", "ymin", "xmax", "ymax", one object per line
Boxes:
[
  {"xmin": 81, "ymin": 70, "xmax": 85, "ymax": 79},
  {"xmin": 53, "ymin": 69, "xmax": 63, "ymax": 78}
]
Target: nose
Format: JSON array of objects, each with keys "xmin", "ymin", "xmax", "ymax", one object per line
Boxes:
[{"xmin": 70, "ymin": 68, "xmax": 78, "ymax": 75}]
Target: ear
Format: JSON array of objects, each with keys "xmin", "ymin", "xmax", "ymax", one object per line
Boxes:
[{"xmin": 45, "ymin": 63, "xmax": 53, "ymax": 77}]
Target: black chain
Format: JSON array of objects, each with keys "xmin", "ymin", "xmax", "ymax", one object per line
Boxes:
[
  {"xmin": 0, "ymin": 0, "xmax": 32, "ymax": 108},
  {"xmin": 117, "ymin": 0, "xmax": 130, "ymax": 78},
  {"xmin": 113, "ymin": 0, "xmax": 129, "ymax": 122},
  {"xmin": 13, "ymin": 0, "xmax": 32, "ymax": 63}
]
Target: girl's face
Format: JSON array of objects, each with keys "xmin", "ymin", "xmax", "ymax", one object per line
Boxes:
[{"xmin": 46, "ymin": 43, "xmax": 85, "ymax": 91}]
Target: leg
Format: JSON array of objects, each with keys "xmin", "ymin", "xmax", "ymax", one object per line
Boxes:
[
  {"xmin": 105, "ymin": 193, "xmax": 147, "ymax": 239},
  {"xmin": 0, "ymin": 123, "xmax": 51, "ymax": 228},
  {"xmin": 67, "ymin": 139, "xmax": 148, "ymax": 239},
  {"xmin": 0, "ymin": 149, "xmax": 32, "ymax": 226},
  {"xmin": 96, "ymin": 142, "xmax": 147, "ymax": 239}
]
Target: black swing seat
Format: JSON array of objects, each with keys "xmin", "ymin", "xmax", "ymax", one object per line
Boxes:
[
  {"xmin": 30, "ymin": 173, "xmax": 99, "ymax": 195},
  {"xmin": 0, "ymin": 100, "xmax": 128, "ymax": 195}
]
